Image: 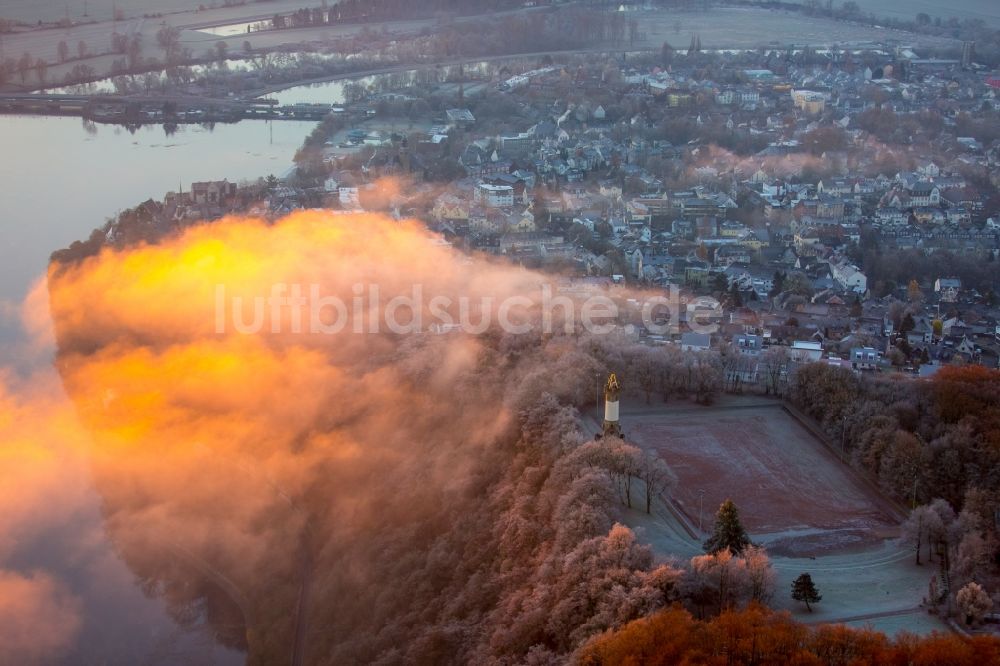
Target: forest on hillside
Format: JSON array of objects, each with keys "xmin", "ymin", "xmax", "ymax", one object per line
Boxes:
[{"xmin": 793, "ymin": 363, "xmax": 1000, "ymax": 619}]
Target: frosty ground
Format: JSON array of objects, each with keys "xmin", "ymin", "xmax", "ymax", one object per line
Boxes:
[{"xmin": 583, "ymin": 395, "xmax": 952, "ymax": 636}]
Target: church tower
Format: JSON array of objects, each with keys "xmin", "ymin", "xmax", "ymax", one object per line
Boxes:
[{"xmin": 602, "ymin": 372, "xmax": 622, "ymax": 438}]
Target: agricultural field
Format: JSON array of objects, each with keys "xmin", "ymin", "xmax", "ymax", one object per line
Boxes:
[
  {"xmin": 633, "ymin": 7, "xmax": 961, "ymax": 50},
  {"xmin": 789, "ymin": 0, "xmax": 1000, "ymax": 27}
]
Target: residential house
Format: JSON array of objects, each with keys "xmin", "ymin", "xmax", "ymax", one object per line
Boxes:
[
  {"xmin": 831, "ymin": 262, "xmax": 868, "ymax": 293},
  {"xmin": 475, "ymin": 183, "xmax": 515, "ymax": 208},
  {"xmin": 191, "ymin": 180, "xmax": 237, "ymax": 206},
  {"xmin": 681, "ymin": 332, "xmax": 712, "ymax": 352},
  {"xmin": 790, "ymin": 340, "xmax": 823, "ymax": 362},
  {"xmin": 734, "ymin": 333, "xmax": 764, "ymax": 356},
  {"xmin": 850, "ymin": 346, "xmax": 880, "ymax": 371},
  {"xmin": 934, "ymin": 277, "xmax": 962, "ymax": 302},
  {"xmin": 906, "ymin": 318, "xmax": 934, "ymax": 345},
  {"xmin": 432, "ymin": 193, "xmax": 471, "ymax": 223}
]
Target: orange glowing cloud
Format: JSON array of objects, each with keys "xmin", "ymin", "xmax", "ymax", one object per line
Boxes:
[
  {"xmin": 0, "ymin": 371, "xmax": 92, "ymax": 664},
  {"xmin": 0, "ymin": 373, "xmax": 92, "ymax": 559},
  {"xmin": 40, "ymin": 209, "xmax": 553, "ymax": 660},
  {"xmin": 47, "ymin": 210, "xmax": 545, "ymax": 352}
]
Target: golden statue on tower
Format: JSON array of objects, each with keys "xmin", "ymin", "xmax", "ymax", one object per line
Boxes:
[{"xmin": 602, "ymin": 372, "xmax": 622, "ymax": 438}]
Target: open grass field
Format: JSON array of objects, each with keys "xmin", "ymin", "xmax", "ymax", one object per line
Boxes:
[
  {"xmin": 795, "ymin": 0, "xmax": 1000, "ymax": 28},
  {"xmin": 634, "ymin": 7, "xmax": 960, "ymax": 50},
  {"xmin": 626, "ymin": 403, "xmax": 901, "ymax": 556}
]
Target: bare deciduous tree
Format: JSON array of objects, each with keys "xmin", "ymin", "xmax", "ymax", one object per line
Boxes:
[
  {"xmin": 903, "ymin": 505, "xmax": 932, "ymax": 565},
  {"xmin": 743, "ymin": 545, "xmax": 775, "ymax": 604},
  {"xmin": 638, "ymin": 449, "xmax": 675, "ymax": 515},
  {"xmin": 33, "ymin": 58, "xmax": 47, "ymax": 85},
  {"xmin": 16, "ymin": 52, "xmax": 31, "ymax": 83}
]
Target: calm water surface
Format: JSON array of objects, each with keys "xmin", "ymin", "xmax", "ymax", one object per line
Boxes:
[{"xmin": 0, "ymin": 116, "xmax": 316, "ymax": 304}]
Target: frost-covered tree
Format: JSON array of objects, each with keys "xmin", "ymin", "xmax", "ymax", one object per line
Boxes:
[
  {"xmin": 953, "ymin": 532, "xmax": 990, "ymax": 589},
  {"xmin": 743, "ymin": 545, "xmax": 776, "ymax": 604},
  {"xmin": 576, "ymin": 438, "xmax": 643, "ymax": 509},
  {"xmin": 903, "ymin": 504, "xmax": 933, "ymax": 565},
  {"xmin": 686, "ymin": 549, "xmax": 749, "ymax": 616},
  {"xmin": 638, "ymin": 449, "xmax": 675, "ymax": 515},
  {"xmin": 928, "ymin": 498, "xmax": 958, "ymax": 556},
  {"xmin": 956, "ymin": 582, "xmax": 993, "ymax": 626}
]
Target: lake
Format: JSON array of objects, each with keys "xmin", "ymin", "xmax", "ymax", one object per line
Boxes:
[
  {"xmin": 0, "ymin": 115, "xmax": 317, "ymax": 307},
  {"xmin": 264, "ymin": 78, "xmax": 355, "ymax": 106}
]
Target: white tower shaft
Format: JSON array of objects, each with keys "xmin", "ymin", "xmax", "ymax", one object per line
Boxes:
[{"xmin": 605, "ymin": 398, "xmax": 619, "ymax": 423}]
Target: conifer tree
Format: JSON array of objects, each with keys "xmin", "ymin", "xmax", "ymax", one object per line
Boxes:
[
  {"xmin": 661, "ymin": 41, "xmax": 674, "ymax": 65},
  {"xmin": 791, "ymin": 572, "xmax": 822, "ymax": 611},
  {"xmin": 703, "ymin": 499, "xmax": 751, "ymax": 555}
]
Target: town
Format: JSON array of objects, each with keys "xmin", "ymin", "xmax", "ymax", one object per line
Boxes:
[{"xmin": 65, "ymin": 40, "xmax": 1000, "ymax": 386}]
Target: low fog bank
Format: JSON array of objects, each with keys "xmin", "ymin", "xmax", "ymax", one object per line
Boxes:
[{"xmin": 37, "ymin": 210, "xmax": 688, "ymax": 664}]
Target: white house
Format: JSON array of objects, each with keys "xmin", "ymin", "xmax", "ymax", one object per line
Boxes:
[
  {"xmin": 831, "ymin": 262, "xmax": 868, "ymax": 293},
  {"xmin": 790, "ymin": 340, "xmax": 823, "ymax": 362},
  {"xmin": 475, "ymin": 183, "xmax": 514, "ymax": 208},
  {"xmin": 907, "ymin": 182, "xmax": 940, "ymax": 207},
  {"xmin": 916, "ymin": 161, "xmax": 940, "ymax": 177}
]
